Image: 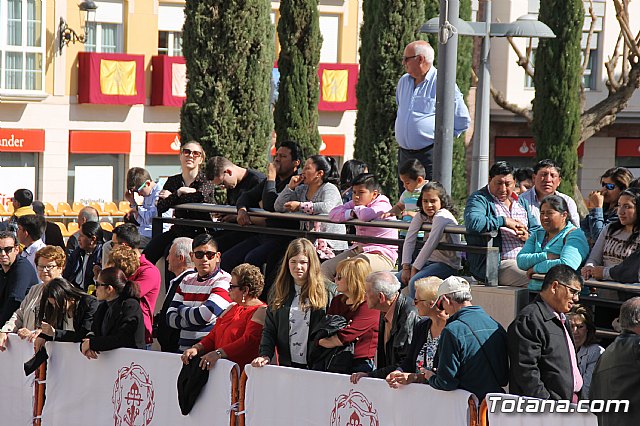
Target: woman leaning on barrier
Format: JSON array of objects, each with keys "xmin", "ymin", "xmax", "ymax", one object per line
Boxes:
[
  {"xmin": 251, "ymin": 238, "xmax": 335, "ymax": 369},
  {"xmin": 181, "ymin": 263, "xmax": 267, "ymax": 370},
  {"xmin": 516, "ymin": 194, "xmax": 589, "ymax": 291}
]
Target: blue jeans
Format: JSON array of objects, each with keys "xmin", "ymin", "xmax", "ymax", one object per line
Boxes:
[{"xmin": 397, "ymin": 261, "xmax": 458, "ymax": 299}]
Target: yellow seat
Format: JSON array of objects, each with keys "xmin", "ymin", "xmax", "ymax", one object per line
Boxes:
[
  {"xmin": 44, "ymin": 202, "xmax": 58, "ymax": 216},
  {"xmin": 90, "ymin": 202, "xmax": 108, "ymax": 217},
  {"xmin": 100, "ymin": 222, "xmax": 114, "ymax": 232},
  {"xmin": 114, "ymin": 222, "xmax": 124, "ymax": 228},
  {"xmin": 72, "ymin": 202, "xmax": 85, "ymax": 213},
  {"xmin": 0, "ymin": 204, "xmax": 11, "ymax": 217},
  {"xmin": 104, "ymin": 201, "xmax": 126, "ymax": 216},
  {"xmin": 58, "ymin": 202, "xmax": 75, "ymax": 217},
  {"xmin": 67, "ymin": 222, "xmax": 79, "ymax": 235},
  {"xmin": 54, "ymin": 222, "xmax": 70, "ymax": 237},
  {"xmin": 118, "ymin": 201, "xmax": 131, "ymax": 213}
]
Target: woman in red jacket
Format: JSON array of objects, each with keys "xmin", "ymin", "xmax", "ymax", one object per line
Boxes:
[
  {"xmin": 318, "ymin": 257, "xmax": 379, "ymax": 373},
  {"xmin": 181, "ymin": 263, "xmax": 266, "ymax": 370}
]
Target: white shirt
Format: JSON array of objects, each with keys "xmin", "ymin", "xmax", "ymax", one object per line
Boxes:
[{"xmin": 21, "ymin": 239, "xmax": 46, "ymax": 272}]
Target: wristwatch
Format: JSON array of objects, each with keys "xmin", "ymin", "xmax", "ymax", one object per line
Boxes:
[{"xmin": 215, "ymin": 349, "xmax": 223, "ymax": 359}]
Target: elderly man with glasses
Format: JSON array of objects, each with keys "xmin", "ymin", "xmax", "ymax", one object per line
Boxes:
[
  {"xmin": 394, "ymin": 40, "xmax": 470, "ymax": 190},
  {"xmin": 422, "ymin": 276, "xmax": 508, "ymax": 399},
  {"xmin": 166, "ymin": 233, "xmax": 231, "ymax": 352},
  {"xmin": 508, "ymin": 264, "xmax": 585, "ymax": 401}
]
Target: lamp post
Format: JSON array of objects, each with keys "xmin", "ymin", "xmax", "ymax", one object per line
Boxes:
[
  {"xmin": 59, "ymin": 0, "xmax": 98, "ymax": 53},
  {"xmin": 421, "ymin": 0, "xmax": 555, "ymax": 193}
]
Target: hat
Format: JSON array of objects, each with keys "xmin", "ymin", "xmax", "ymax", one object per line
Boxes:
[{"xmin": 432, "ymin": 276, "xmax": 470, "ymax": 308}]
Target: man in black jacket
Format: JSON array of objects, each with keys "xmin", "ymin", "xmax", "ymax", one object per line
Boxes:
[
  {"xmin": 351, "ymin": 271, "xmax": 418, "ymax": 383},
  {"xmin": 508, "ymin": 264, "xmax": 583, "ymax": 401},
  {"xmin": 590, "ymin": 297, "xmax": 640, "ymax": 426}
]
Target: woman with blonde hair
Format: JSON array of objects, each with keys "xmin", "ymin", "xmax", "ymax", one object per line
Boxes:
[
  {"xmin": 252, "ymin": 238, "xmax": 335, "ymax": 369},
  {"xmin": 317, "ymin": 258, "xmax": 379, "ymax": 373},
  {"xmin": 386, "ymin": 276, "xmax": 449, "ymax": 388}
]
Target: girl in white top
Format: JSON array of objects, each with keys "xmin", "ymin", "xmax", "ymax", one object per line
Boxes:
[{"xmin": 398, "ymin": 182, "xmax": 462, "ymax": 299}]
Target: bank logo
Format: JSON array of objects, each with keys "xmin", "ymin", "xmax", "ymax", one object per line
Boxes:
[
  {"xmin": 112, "ymin": 363, "xmax": 155, "ymax": 426},
  {"xmin": 330, "ymin": 389, "xmax": 379, "ymax": 426}
]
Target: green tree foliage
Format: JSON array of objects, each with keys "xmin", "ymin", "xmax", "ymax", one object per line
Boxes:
[
  {"xmin": 273, "ymin": 0, "xmax": 322, "ymax": 159},
  {"xmin": 354, "ymin": 0, "xmax": 426, "ymax": 200},
  {"xmin": 532, "ymin": 0, "xmax": 583, "ymax": 194},
  {"xmin": 180, "ymin": 0, "xmax": 274, "ymax": 169}
]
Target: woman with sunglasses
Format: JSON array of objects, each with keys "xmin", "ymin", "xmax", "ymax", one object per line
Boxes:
[
  {"xmin": 143, "ymin": 141, "xmax": 216, "ymax": 265},
  {"xmin": 317, "ymin": 258, "xmax": 378, "ymax": 373},
  {"xmin": 34, "ymin": 277, "xmax": 98, "ymax": 352},
  {"xmin": 0, "ymin": 246, "xmax": 66, "ymax": 349},
  {"xmin": 517, "ymin": 195, "xmax": 589, "ymax": 291},
  {"xmin": 80, "ymin": 267, "xmax": 145, "ymax": 359},
  {"xmin": 252, "ymin": 238, "xmax": 335, "ymax": 369},
  {"xmin": 582, "ymin": 188, "xmax": 640, "ymax": 284},
  {"xmin": 567, "ymin": 305, "xmax": 604, "ymax": 398},
  {"xmin": 582, "ymin": 167, "xmax": 633, "ymax": 243},
  {"xmin": 385, "ymin": 277, "xmax": 449, "ymax": 388},
  {"xmin": 181, "ymin": 263, "xmax": 266, "ymax": 370},
  {"xmin": 63, "ymin": 221, "xmax": 104, "ymax": 291}
]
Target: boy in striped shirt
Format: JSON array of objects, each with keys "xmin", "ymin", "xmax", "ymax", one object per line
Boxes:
[{"xmin": 167, "ymin": 233, "xmax": 231, "ymax": 351}]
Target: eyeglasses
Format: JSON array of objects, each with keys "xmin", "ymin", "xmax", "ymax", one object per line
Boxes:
[
  {"xmin": 135, "ymin": 181, "xmax": 149, "ymax": 192},
  {"xmin": 601, "ymin": 182, "xmax": 617, "ymax": 191},
  {"xmin": 229, "ymin": 285, "xmax": 243, "ymax": 290},
  {"xmin": 402, "ymin": 55, "xmax": 419, "ymax": 63},
  {"xmin": 182, "ymin": 148, "xmax": 202, "ymax": 158},
  {"xmin": 0, "ymin": 246, "xmax": 16, "ymax": 255},
  {"xmin": 94, "ymin": 282, "xmax": 110, "ymax": 288},
  {"xmin": 413, "ymin": 298, "xmax": 429, "ymax": 305},
  {"xmin": 558, "ymin": 282, "xmax": 581, "ymax": 296},
  {"xmin": 193, "ymin": 250, "xmax": 218, "ymax": 260},
  {"xmin": 37, "ymin": 264, "xmax": 59, "ymax": 272}
]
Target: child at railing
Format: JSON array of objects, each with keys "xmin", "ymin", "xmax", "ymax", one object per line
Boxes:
[{"xmin": 323, "ymin": 173, "xmax": 398, "ymax": 281}]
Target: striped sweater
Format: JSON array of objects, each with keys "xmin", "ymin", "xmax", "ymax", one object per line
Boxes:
[{"xmin": 166, "ymin": 268, "xmax": 232, "ymax": 351}]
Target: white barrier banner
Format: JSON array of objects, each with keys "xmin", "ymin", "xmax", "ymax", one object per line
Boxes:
[
  {"xmin": 485, "ymin": 393, "xmax": 598, "ymax": 426},
  {"xmin": 244, "ymin": 365, "xmax": 475, "ymax": 426},
  {"xmin": 0, "ymin": 334, "xmax": 36, "ymax": 425},
  {"xmin": 41, "ymin": 343, "xmax": 236, "ymax": 425}
]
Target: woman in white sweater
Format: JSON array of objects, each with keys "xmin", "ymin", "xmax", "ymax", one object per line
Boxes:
[{"xmin": 398, "ymin": 182, "xmax": 461, "ymax": 299}]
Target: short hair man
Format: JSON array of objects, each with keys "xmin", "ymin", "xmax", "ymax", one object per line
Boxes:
[
  {"xmin": 351, "ymin": 271, "xmax": 418, "ymax": 383},
  {"xmin": 508, "ymin": 264, "xmax": 584, "ymax": 401},
  {"xmin": 0, "ymin": 231, "xmax": 39, "ymax": 326},
  {"xmin": 31, "ymin": 201, "xmax": 65, "ymax": 249},
  {"xmin": 112, "ymin": 223, "xmax": 161, "ymax": 348},
  {"xmin": 205, "ymin": 156, "xmax": 266, "ymax": 207},
  {"xmin": 2, "ymin": 189, "xmax": 36, "ymax": 235},
  {"xmin": 423, "ymin": 276, "xmax": 508, "ymax": 399},
  {"xmin": 154, "ymin": 237, "xmax": 196, "ymax": 353},
  {"xmin": 590, "ymin": 297, "xmax": 640, "ymax": 426},
  {"xmin": 464, "ymin": 161, "xmax": 540, "ymax": 286},
  {"xmin": 395, "ymin": 40, "xmax": 470, "ymax": 190},
  {"xmin": 65, "ymin": 206, "xmax": 100, "ymax": 257},
  {"xmin": 16, "ymin": 214, "xmax": 46, "ymax": 271},
  {"xmin": 166, "ymin": 233, "xmax": 231, "ymax": 351},
  {"xmin": 519, "ymin": 159, "xmax": 580, "ymax": 226},
  {"xmin": 125, "ymin": 167, "xmax": 172, "ymax": 246},
  {"xmin": 223, "ymin": 141, "xmax": 302, "ymax": 297}
]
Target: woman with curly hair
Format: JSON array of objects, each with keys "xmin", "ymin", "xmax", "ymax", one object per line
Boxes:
[
  {"xmin": 398, "ymin": 182, "xmax": 462, "ymax": 299},
  {"xmin": 252, "ymin": 238, "xmax": 335, "ymax": 369},
  {"xmin": 181, "ymin": 263, "xmax": 267, "ymax": 370}
]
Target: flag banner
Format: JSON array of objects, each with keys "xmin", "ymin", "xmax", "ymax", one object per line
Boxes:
[
  {"xmin": 151, "ymin": 55, "xmax": 187, "ymax": 106},
  {"xmin": 485, "ymin": 393, "xmax": 597, "ymax": 426},
  {"xmin": 317, "ymin": 63, "xmax": 358, "ymax": 111},
  {"xmin": 41, "ymin": 342, "xmax": 236, "ymax": 426},
  {"xmin": 0, "ymin": 334, "xmax": 36, "ymax": 425},
  {"xmin": 243, "ymin": 365, "xmax": 475, "ymax": 426},
  {"xmin": 78, "ymin": 52, "xmax": 145, "ymax": 105}
]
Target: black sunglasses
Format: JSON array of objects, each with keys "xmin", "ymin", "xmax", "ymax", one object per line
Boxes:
[
  {"xmin": 94, "ymin": 282, "xmax": 111, "ymax": 288},
  {"xmin": 182, "ymin": 148, "xmax": 202, "ymax": 158},
  {"xmin": 193, "ymin": 250, "xmax": 217, "ymax": 260},
  {"xmin": 0, "ymin": 246, "xmax": 16, "ymax": 255}
]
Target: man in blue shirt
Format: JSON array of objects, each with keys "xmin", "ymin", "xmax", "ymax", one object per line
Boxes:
[{"xmin": 395, "ymin": 40, "xmax": 471, "ymax": 186}]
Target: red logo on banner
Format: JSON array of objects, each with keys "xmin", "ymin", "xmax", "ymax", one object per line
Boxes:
[
  {"xmin": 112, "ymin": 363, "xmax": 155, "ymax": 426},
  {"xmin": 330, "ymin": 389, "xmax": 379, "ymax": 426}
]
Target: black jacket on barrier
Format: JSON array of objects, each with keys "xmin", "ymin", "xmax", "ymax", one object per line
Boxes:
[
  {"xmin": 590, "ymin": 330, "xmax": 640, "ymax": 426},
  {"xmin": 369, "ymin": 293, "xmax": 419, "ymax": 379},
  {"xmin": 87, "ymin": 295, "xmax": 145, "ymax": 351},
  {"xmin": 507, "ymin": 296, "xmax": 575, "ymax": 400},
  {"xmin": 259, "ymin": 281, "xmax": 336, "ymax": 367},
  {"xmin": 308, "ymin": 314, "xmax": 354, "ymax": 373}
]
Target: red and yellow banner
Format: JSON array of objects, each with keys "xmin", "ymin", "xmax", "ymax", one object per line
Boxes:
[
  {"xmin": 78, "ymin": 52, "xmax": 145, "ymax": 105},
  {"xmin": 317, "ymin": 63, "xmax": 358, "ymax": 111},
  {"xmin": 151, "ymin": 55, "xmax": 186, "ymax": 106}
]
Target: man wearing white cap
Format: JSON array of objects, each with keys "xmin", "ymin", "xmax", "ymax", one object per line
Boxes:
[{"xmin": 423, "ymin": 276, "xmax": 509, "ymax": 399}]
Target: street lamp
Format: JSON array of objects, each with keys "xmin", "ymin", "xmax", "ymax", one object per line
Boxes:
[
  {"xmin": 420, "ymin": 0, "xmax": 555, "ymax": 193},
  {"xmin": 59, "ymin": 0, "xmax": 98, "ymax": 53}
]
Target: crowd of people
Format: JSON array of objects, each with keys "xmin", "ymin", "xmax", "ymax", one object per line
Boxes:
[{"xmin": 0, "ymin": 38, "xmax": 637, "ymax": 421}]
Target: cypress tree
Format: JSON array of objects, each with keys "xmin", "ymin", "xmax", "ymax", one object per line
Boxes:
[
  {"xmin": 354, "ymin": 0, "xmax": 426, "ymax": 200},
  {"xmin": 180, "ymin": 0, "xmax": 274, "ymax": 169},
  {"xmin": 273, "ymin": 0, "xmax": 322, "ymax": 159},
  {"xmin": 532, "ymin": 0, "xmax": 583, "ymax": 194}
]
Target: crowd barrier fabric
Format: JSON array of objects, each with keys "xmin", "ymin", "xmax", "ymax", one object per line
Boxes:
[
  {"xmin": 243, "ymin": 365, "xmax": 476, "ymax": 426},
  {"xmin": 0, "ymin": 335, "xmax": 38, "ymax": 425},
  {"xmin": 41, "ymin": 342, "xmax": 237, "ymax": 426},
  {"xmin": 483, "ymin": 393, "xmax": 598, "ymax": 426}
]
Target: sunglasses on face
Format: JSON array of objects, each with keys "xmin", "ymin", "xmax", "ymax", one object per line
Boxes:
[
  {"xmin": 558, "ymin": 282, "xmax": 581, "ymax": 296},
  {"xmin": 94, "ymin": 282, "xmax": 110, "ymax": 288},
  {"xmin": 601, "ymin": 182, "xmax": 617, "ymax": 191},
  {"xmin": 182, "ymin": 148, "xmax": 202, "ymax": 158},
  {"xmin": 193, "ymin": 250, "xmax": 217, "ymax": 260},
  {"xmin": 0, "ymin": 246, "xmax": 15, "ymax": 255},
  {"xmin": 229, "ymin": 285, "xmax": 243, "ymax": 290}
]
